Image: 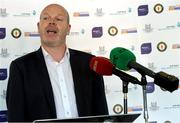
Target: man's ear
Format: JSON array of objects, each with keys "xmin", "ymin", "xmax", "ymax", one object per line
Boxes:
[
  {"xmin": 67, "ymin": 24, "xmax": 71, "ymax": 35},
  {"xmin": 37, "ymin": 22, "xmax": 40, "ymax": 32}
]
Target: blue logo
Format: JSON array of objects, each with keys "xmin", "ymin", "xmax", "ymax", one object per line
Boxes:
[
  {"xmin": 146, "ymin": 82, "xmax": 155, "ymax": 93},
  {"xmin": 0, "ymin": 28, "xmax": 6, "ymax": 39},
  {"xmin": 0, "ymin": 69, "xmax": 7, "ymax": 80},
  {"xmin": 92, "ymin": 27, "xmax": 103, "ymax": 38},
  {"xmin": 138, "ymin": 5, "xmax": 149, "ymax": 16},
  {"xmin": 0, "ymin": 110, "xmax": 7, "ymax": 122},
  {"xmin": 141, "ymin": 43, "xmax": 152, "ymax": 54}
]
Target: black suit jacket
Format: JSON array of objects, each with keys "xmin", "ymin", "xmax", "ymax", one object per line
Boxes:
[{"xmin": 6, "ymin": 48, "xmax": 108, "ymax": 122}]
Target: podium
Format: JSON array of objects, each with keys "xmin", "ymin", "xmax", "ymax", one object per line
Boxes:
[{"xmin": 33, "ymin": 113, "xmax": 140, "ymax": 123}]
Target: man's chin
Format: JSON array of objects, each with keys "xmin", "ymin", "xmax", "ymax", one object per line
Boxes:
[{"xmin": 42, "ymin": 41, "xmax": 64, "ymax": 47}]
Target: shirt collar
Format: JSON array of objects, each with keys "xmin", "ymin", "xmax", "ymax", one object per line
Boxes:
[{"xmin": 41, "ymin": 46, "xmax": 70, "ymax": 63}]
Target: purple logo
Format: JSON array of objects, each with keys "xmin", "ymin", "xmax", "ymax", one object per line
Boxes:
[
  {"xmin": 92, "ymin": 27, "xmax": 103, "ymax": 38},
  {"xmin": 146, "ymin": 82, "xmax": 155, "ymax": 93},
  {"xmin": 0, "ymin": 28, "xmax": 6, "ymax": 39},
  {"xmin": 141, "ymin": 43, "xmax": 152, "ymax": 54},
  {"xmin": 138, "ymin": 5, "xmax": 149, "ymax": 16},
  {"xmin": 0, "ymin": 110, "xmax": 7, "ymax": 122},
  {"xmin": 0, "ymin": 69, "xmax": 7, "ymax": 80}
]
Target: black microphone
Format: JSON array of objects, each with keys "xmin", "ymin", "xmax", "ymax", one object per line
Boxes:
[
  {"xmin": 110, "ymin": 47, "xmax": 179, "ymax": 92},
  {"xmin": 89, "ymin": 56, "xmax": 141, "ymax": 85}
]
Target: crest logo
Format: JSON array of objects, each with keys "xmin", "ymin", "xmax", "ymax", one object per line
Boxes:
[
  {"xmin": 154, "ymin": 4, "xmax": 164, "ymax": 13},
  {"xmin": 11, "ymin": 28, "xmax": 21, "ymax": 38}
]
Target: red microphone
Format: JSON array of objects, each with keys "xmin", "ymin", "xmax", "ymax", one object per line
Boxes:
[
  {"xmin": 90, "ymin": 56, "xmax": 141, "ymax": 84},
  {"xmin": 90, "ymin": 56, "xmax": 113, "ymax": 75}
]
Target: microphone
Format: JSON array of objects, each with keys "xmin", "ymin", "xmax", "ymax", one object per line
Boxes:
[
  {"xmin": 110, "ymin": 47, "xmax": 179, "ymax": 92},
  {"xmin": 89, "ymin": 56, "xmax": 141, "ymax": 84}
]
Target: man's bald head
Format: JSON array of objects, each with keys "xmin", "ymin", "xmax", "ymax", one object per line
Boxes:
[{"xmin": 40, "ymin": 4, "xmax": 70, "ymax": 24}]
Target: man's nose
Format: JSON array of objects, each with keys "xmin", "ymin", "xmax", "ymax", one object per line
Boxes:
[{"xmin": 49, "ymin": 18, "xmax": 56, "ymax": 25}]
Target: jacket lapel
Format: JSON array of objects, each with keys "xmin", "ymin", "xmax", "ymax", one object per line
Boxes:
[
  {"xmin": 36, "ymin": 48, "xmax": 56, "ymax": 117},
  {"xmin": 69, "ymin": 49, "xmax": 87, "ymax": 116}
]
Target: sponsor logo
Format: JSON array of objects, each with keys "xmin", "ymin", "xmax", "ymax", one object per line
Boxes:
[
  {"xmin": 164, "ymin": 104, "xmax": 180, "ymax": 109},
  {"xmin": 146, "ymin": 82, "xmax": 155, "ymax": 93},
  {"xmin": 154, "ymin": 3, "xmax": 164, "ymax": 13},
  {"xmin": 177, "ymin": 22, "xmax": 180, "ymax": 27},
  {"xmin": 149, "ymin": 121, "xmax": 157, "ymax": 123},
  {"xmin": 69, "ymin": 32, "xmax": 79, "ymax": 36},
  {"xmin": 0, "ymin": 69, "xmax": 7, "ymax": 80},
  {"xmin": 128, "ymin": 84, "xmax": 138, "ymax": 91},
  {"xmin": 13, "ymin": 10, "xmax": 36, "ymax": 17},
  {"xmin": 130, "ymin": 45, "xmax": 135, "ymax": 51},
  {"xmin": 109, "ymin": 8, "xmax": 132, "ymax": 15},
  {"xmin": 92, "ymin": 27, "xmax": 103, "ymax": 38},
  {"xmin": 24, "ymin": 32, "xmax": 39, "ymax": 37},
  {"xmin": 0, "ymin": 8, "xmax": 8, "ymax": 17},
  {"xmin": 11, "ymin": 28, "xmax": 21, "ymax": 38},
  {"xmin": 157, "ymin": 42, "xmax": 167, "ymax": 52},
  {"xmin": 94, "ymin": 8, "xmax": 104, "ymax": 16},
  {"xmin": 158, "ymin": 25, "xmax": 176, "ymax": 31},
  {"xmin": 0, "ymin": 110, "xmax": 7, "ymax": 122},
  {"xmin": 0, "ymin": 48, "xmax": 9, "ymax": 57},
  {"xmin": 141, "ymin": 43, "xmax": 152, "ymax": 54},
  {"xmin": 121, "ymin": 27, "xmax": 137, "ymax": 34},
  {"xmin": 172, "ymin": 44, "xmax": 180, "ymax": 49},
  {"xmin": 113, "ymin": 104, "xmax": 123, "ymax": 114},
  {"xmin": 73, "ymin": 12, "xmax": 89, "ymax": 17},
  {"xmin": 149, "ymin": 102, "xmax": 159, "ymax": 111},
  {"xmin": 161, "ymin": 64, "xmax": 179, "ymax": 71},
  {"xmin": 138, "ymin": 5, "xmax": 148, "ymax": 16},
  {"xmin": 108, "ymin": 26, "xmax": 118, "ymax": 36},
  {"xmin": 96, "ymin": 46, "xmax": 107, "ymax": 55},
  {"xmin": 148, "ymin": 62, "xmax": 156, "ymax": 71},
  {"xmin": 128, "ymin": 106, "xmax": 143, "ymax": 112},
  {"xmin": 81, "ymin": 28, "xmax": 85, "ymax": 34},
  {"xmin": 0, "ymin": 89, "xmax": 6, "ymax": 100},
  {"xmin": 169, "ymin": 5, "xmax": 180, "ymax": 11},
  {"xmin": 32, "ymin": 10, "xmax": 36, "ymax": 16},
  {"xmin": 0, "ymin": 69, "xmax": 7, "ymax": 79},
  {"xmin": 143, "ymin": 24, "xmax": 153, "ymax": 33},
  {"xmin": 0, "ymin": 28, "xmax": 6, "ymax": 39},
  {"xmin": 69, "ymin": 29, "xmax": 85, "ymax": 36}
]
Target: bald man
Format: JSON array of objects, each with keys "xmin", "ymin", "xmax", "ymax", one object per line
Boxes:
[{"xmin": 6, "ymin": 3, "xmax": 108, "ymax": 122}]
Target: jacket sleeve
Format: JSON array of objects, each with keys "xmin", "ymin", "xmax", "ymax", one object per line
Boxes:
[
  {"xmin": 92, "ymin": 72, "xmax": 109, "ymax": 115},
  {"xmin": 6, "ymin": 61, "xmax": 26, "ymax": 122}
]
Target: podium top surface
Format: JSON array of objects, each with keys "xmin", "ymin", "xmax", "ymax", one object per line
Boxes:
[{"xmin": 33, "ymin": 113, "xmax": 141, "ymax": 123}]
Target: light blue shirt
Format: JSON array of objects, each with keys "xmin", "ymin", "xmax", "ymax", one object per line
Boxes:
[{"xmin": 42, "ymin": 47, "xmax": 78, "ymax": 119}]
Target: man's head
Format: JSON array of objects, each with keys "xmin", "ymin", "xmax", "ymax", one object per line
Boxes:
[{"xmin": 38, "ymin": 4, "xmax": 71, "ymax": 48}]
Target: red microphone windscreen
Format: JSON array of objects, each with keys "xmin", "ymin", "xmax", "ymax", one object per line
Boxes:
[{"xmin": 89, "ymin": 56, "xmax": 113, "ymax": 75}]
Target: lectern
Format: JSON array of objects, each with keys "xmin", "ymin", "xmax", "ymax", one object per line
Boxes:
[{"xmin": 33, "ymin": 113, "xmax": 140, "ymax": 123}]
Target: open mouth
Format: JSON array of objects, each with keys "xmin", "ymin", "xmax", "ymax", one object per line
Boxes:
[
  {"xmin": 47, "ymin": 29, "xmax": 57, "ymax": 34},
  {"xmin": 46, "ymin": 26, "xmax": 58, "ymax": 35}
]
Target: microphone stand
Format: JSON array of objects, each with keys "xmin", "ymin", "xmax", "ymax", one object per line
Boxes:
[
  {"xmin": 122, "ymin": 80, "xmax": 128, "ymax": 114},
  {"xmin": 112, "ymin": 68, "xmax": 142, "ymax": 114},
  {"xmin": 141, "ymin": 74, "xmax": 149, "ymax": 123}
]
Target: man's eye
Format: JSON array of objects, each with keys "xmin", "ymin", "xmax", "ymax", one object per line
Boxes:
[
  {"xmin": 43, "ymin": 17, "xmax": 48, "ymax": 20},
  {"xmin": 56, "ymin": 18, "xmax": 63, "ymax": 21},
  {"xmin": 41, "ymin": 17, "xmax": 49, "ymax": 20}
]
